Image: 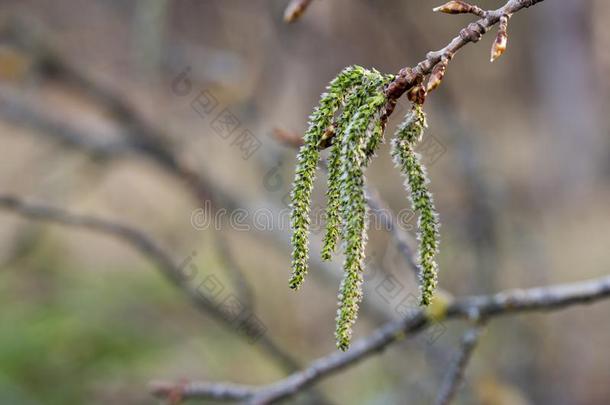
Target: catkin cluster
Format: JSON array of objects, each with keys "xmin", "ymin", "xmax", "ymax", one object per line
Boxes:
[{"xmin": 289, "ymin": 66, "xmax": 440, "ymax": 350}]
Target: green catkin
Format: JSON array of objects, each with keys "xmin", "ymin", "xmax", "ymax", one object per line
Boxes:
[
  {"xmin": 289, "ymin": 64, "xmax": 442, "ymax": 351},
  {"xmin": 289, "ymin": 66, "xmax": 367, "ymax": 290},
  {"xmin": 335, "ymin": 86, "xmax": 389, "ymax": 351},
  {"xmin": 363, "ymin": 74, "xmax": 396, "ymax": 166},
  {"xmin": 391, "ymin": 104, "xmax": 440, "ymax": 306},
  {"xmin": 322, "ymin": 71, "xmax": 389, "ymax": 261}
]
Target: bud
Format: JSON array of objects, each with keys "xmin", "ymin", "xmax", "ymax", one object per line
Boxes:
[
  {"xmin": 433, "ymin": 1, "xmax": 486, "ymax": 17},
  {"xmin": 284, "ymin": 0, "xmax": 312, "ymax": 23},
  {"xmin": 490, "ymin": 15, "xmax": 509, "ymax": 62},
  {"xmin": 407, "ymin": 85, "xmax": 427, "ymax": 105},
  {"xmin": 426, "ymin": 61, "xmax": 447, "ymax": 92},
  {"xmin": 490, "ymin": 32, "xmax": 508, "ymax": 62},
  {"xmin": 433, "ymin": 0, "xmax": 473, "ymax": 14}
]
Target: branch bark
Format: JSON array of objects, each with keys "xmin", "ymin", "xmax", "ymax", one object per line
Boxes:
[
  {"xmin": 151, "ymin": 274, "xmax": 610, "ymax": 403},
  {"xmin": 435, "ymin": 324, "xmax": 485, "ymax": 405},
  {"xmin": 383, "ymin": 0, "xmax": 546, "ymax": 108}
]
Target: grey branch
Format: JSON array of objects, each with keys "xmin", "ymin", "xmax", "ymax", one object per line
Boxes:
[
  {"xmin": 435, "ymin": 324, "xmax": 485, "ymax": 405},
  {"xmin": 0, "ymin": 194, "xmax": 299, "ymax": 375},
  {"xmin": 214, "ymin": 232, "xmax": 257, "ymax": 310},
  {"xmin": 151, "ymin": 274, "xmax": 610, "ymax": 403}
]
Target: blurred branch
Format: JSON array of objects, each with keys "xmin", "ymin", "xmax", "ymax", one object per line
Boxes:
[
  {"xmin": 1, "ymin": 18, "xmax": 171, "ymax": 159},
  {"xmin": 0, "ymin": 194, "xmax": 302, "ymax": 376},
  {"xmin": 0, "ymin": 89, "xmax": 132, "ymax": 159},
  {"xmin": 0, "ymin": 17, "xmax": 222, "ymax": 206},
  {"xmin": 271, "ymin": 127, "xmax": 304, "ymax": 149},
  {"xmin": 283, "ymin": 0, "xmax": 314, "ymax": 23},
  {"xmin": 152, "ymin": 274, "xmax": 610, "ymax": 403},
  {"xmin": 435, "ymin": 324, "xmax": 485, "ymax": 405},
  {"xmin": 214, "ymin": 232, "xmax": 256, "ymax": 309},
  {"xmin": 364, "ymin": 186, "xmax": 419, "ymax": 276}
]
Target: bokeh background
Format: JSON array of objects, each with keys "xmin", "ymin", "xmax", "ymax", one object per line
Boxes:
[{"xmin": 0, "ymin": 0, "xmax": 609, "ymax": 404}]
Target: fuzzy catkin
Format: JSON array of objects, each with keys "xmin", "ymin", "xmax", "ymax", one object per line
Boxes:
[
  {"xmin": 391, "ymin": 105, "xmax": 440, "ymax": 306},
  {"xmin": 322, "ymin": 71, "xmax": 390, "ymax": 261},
  {"xmin": 289, "ymin": 64, "xmax": 443, "ymax": 351},
  {"xmin": 289, "ymin": 66, "xmax": 367, "ymax": 290},
  {"xmin": 363, "ymin": 74, "xmax": 394, "ymax": 166},
  {"xmin": 335, "ymin": 86, "xmax": 389, "ymax": 351}
]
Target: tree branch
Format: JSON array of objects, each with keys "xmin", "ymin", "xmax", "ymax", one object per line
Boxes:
[
  {"xmin": 0, "ymin": 194, "xmax": 301, "ymax": 376},
  {"xmin": 386, "ymin": 0, "xmax": 544, "ymax": 134},
  {"xmin": 151, "ymin": 274, "xmax": 610, "ymax": 403},
  {"xmin": 435, "ymin": 324, "xmax": 485, "ymax": 405}
]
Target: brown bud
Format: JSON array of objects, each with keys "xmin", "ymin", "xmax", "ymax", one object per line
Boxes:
[
  {"xmin": 433, "ymin": 1, "xmax": 472, "ymax": 14},
  {"xmin": 490, "ymin": 15, "xmax": 509, "ymax": 62},
  {"xmin": 433, "ymin": 1, "xmax": 486, "ymax": 17},
  {"xmin": 407, "ymin": 85, "xmax": 427, "ymax": 105},
  {"xmin": 284, "ymin": 0, "xmax": 313, "ymax": 23},
  {"xmin": 426, "ymin": 61, "xmax": 447, "ymax": 92}
]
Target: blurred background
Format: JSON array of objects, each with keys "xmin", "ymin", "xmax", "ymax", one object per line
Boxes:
[{"xmin": 0, "ymin": 0, "xmax": 609, "ymax": 404}]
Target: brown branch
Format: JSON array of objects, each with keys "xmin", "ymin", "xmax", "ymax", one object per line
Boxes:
[
  {"xmin": 385, "ymin": 0, "xmax": 545, "ymax": 103},
  {"xmin": 151, "ymin": 274, "xmax": 610, "ymax": 403},
  {"xmin": 435, "ymin": 324, "xmax": 485, "ymax": 405},
  {"xmin": 304, "ymin": 0, "xmax": 547, "ymax": 146}
]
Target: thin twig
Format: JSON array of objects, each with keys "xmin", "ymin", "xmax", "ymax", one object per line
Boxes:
[
  {"xmin": 214, "ymin": 232, "xmax": 256, "ymax": 309},
  {"xmin": 386, "ymin": 0, "xmax": 545, "ymax": 99},
  {"xmin": 151, "ymin": 274, "xmax": 610, "ymax": 403},
  {"xmin": 435, "ymin": 324, "xmax": 485, "ymax": 405},
  {"xmin": 387, "ymin": 0, "xmax": 545, "ymax": 137}
]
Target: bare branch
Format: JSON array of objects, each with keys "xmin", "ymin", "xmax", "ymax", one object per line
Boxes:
[
  {"xmin": 214, "ymin": 232, "xmax": 256, "ymax": 309},
  {"xmin": 0, "ymin": 89, "xmax": 133, "ymax": 159},
  {"xmin": 0, "ymin": 194, "xmax": 301, "ymax": 375},
  {"xmin": 435, "ymin": 324, "xmax": 485, "ymax": 405},
  {"xmin": 151, "ymin": 274, "xmax": 610, "ymax": 403},
  {"xmin": 386, "ymin": 0, "xmax": 545, "ymax": 136},
  {"xmin": 0, "ymin": 18, "xmax": 223, "ymax": 206}
]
